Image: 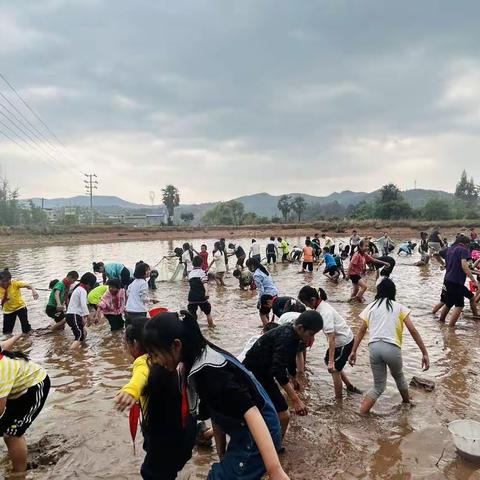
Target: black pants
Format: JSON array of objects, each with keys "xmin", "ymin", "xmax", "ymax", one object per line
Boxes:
[
  {"xmin": 267, "ymin": 253, "xmax": 277, "ymax": 264},
  {"xmin": 329, "ymin": 246, "xmax": 335, "ymax": 254},
  {"xmin": 104, "ymin": 314, "xmax": 125, "ymax": 331},
  {"xmin": 3, "ymin": 307, "xmax": 31, "ymax": 334}
]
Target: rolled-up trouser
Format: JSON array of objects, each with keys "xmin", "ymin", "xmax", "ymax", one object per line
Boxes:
[{"xmin": 368, "ymin": 340, "xmax": 408, "ymax": 400}]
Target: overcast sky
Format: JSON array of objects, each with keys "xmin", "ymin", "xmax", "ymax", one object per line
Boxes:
[{"xmin": 1, "ymin": 0, "xmax": 479, "ymax": 204}]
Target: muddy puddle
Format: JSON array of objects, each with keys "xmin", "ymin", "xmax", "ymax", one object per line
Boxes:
[{"xmin": 0, "ymin": 236, "xmax": 479, "ymax": 479}]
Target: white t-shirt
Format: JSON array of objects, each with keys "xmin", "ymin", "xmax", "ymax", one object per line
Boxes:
[
  {"xmin": 67, "ymin": 286, "xmax": 89, "ymax": 317},
  {"xmin": 360, "ymin": 300, "xmax": 411, "ymax": 348},
  {"xmin": 250, "ymin": 243, "xmax": 261, "ymax": 256},
  {"xmin": 237, "ymin": 335, "xmax": 260, "ymax": 362},
  {"xmin": 318, "ymin": 301, "xmax": 354, "ymax": 347},
  {"xmin": 213, "ymin": 251, "xmax": 226, "ymax": 273},
  {"xmin": 126, "ymin": 279, "xmax": 149, "ymax": 313},
  {"xmin": 278, "ymin": 311, "xmax": 301, "ymax": 325},
  {"xmin": 181, "ymin": 250, "xmax": 193, "ymax": 273}
]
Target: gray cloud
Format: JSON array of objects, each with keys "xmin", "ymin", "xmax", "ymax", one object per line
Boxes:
[{"xmin": 0, "ymin": 0, "xmax": 479, "ymax": 203}]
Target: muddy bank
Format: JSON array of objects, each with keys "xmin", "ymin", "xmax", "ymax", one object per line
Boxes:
[{"xmin": 0, "ymin": 220, "xmax": 475, "ymax": 247}]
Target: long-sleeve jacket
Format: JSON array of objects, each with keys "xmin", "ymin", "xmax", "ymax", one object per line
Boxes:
[{"xmin": 243, "ymin": 324, "xmax": 300, "ymax": 386}]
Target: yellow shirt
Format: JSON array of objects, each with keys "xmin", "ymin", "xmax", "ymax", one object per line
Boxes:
[
  {"xmin": 0, "ymin": 281, "xmax": 28, "ymax": 314},
  {"xmin": 121, "ymin": 354, "xmax": 149, "ymax": 410},
  {"xmin": 0, "ymin": 355, "xmax": 47, "ymax": 399}
]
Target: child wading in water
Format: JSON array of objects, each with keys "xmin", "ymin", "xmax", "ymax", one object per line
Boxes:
[
  {"xmin": 246, "ymin": 258, "xmax": 279, "ymax": 325},
  {"xmin": 209, "ymin": 242, "xmax": 226, "ymax": 287},
  {"xmin": 125, "ymin": 263, "xmax": 151, "ymax": 322},
  {"xmin": 115, "ymin": 317, "xmax": 197, "ymax": 480},
  {"xmin": 348, "ymin": 278, "xmax": 430, "ymax": 413},
  {"xmin": 97, "ymin": 279, "xmax": 126, "ymax": 331},
  {"xmin": 348, "ymin": 240, "xmax": 389, "ymax": 302},
  {"xmin": 45, "ymin": 270, "xmax": 79, "ymax": 331},
  {"xmin": 66, "ymin": 272, "xmax": 97, "ymax": 349},
  {"xmin": 243, "ymin": 311, "xmax": 323, "ymax": 437},
  {"xmin": 0, "ymin": 269, "xmax": 38, "ymax": 335},
  {"xmin": 0, "ymin": 335, "xmax": 50, "ymax": 476},
  {"xmin": 298, "ymin": 286, "xmax": 361, "ymax": 399},
  {"xmin": 188, "ymin": 256, "xmax": 215, "ymax": 328},
  {"xmin": 143, "ymin": 310, "xmax": 290, "ymax": 480}
]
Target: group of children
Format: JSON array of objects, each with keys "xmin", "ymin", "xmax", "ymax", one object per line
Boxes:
[{"xmin": 1, "ymin": 228, "xmax": 479, "ymax": 478}]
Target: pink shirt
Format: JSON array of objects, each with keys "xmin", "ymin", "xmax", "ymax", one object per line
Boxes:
[
  {"xmin": 348, "ymin": 252, "xmax": 374, "ymax": 276},
  {"xmin": 97, "ymin": 288, "xmax": 126, "ymax": 315}
]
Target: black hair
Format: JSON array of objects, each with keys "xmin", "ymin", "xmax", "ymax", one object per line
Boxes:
[
  {"xmin": 260, "ymin": 294, "xmax": 274, "ymax": 305},
  {"xmin": 0, "ymin": 268, "xmax": 11, "ymax": 283},
  {"xmin": 201, "ymin": 244, "xmax": 207, "ymax": 249},
  {"xmin": 125, "ymin": 317, "xmax": 147, "ymax": 352},
  {"xmin": 174, "ymin": 247, "xmax": 183, "ymax": 257},
  {"xmin": 134, "ymin": 262, "xmax": 150, "ymax": 279},
  {"xmin": 298, "ymin": 285, "xmax": 327, "ymax": 305},
  {"xmin": 213, "ymin": 241, "xmax": 221, "ymax": 251},
  {"xmin": 232, "ymin": 269, "xmax": 241, "ymax": 278},
  {"xmin": 49, "ymin": 279, "xmax": 59, "ymax": 289},
  {"xmin": 283, "ymin": 298, "xmax": 306, "ymax": 314},
  {"xmin": 251, "ymin": 239, "xmax": 256, "ymax": 243},
  {"xmin": 80, "ymin": 272, "xmax": 97, "ymax": 288},
  {"xmin": 305, "ymin": 239, "xmax": 311, "ymax": 246},
  {"xmin": 372, "ymin": 278, "xmax": 396, "ymax": 311},
  {"xmin": 323, "ymin": 247, "xmax": 330, "ymax": 253},
  {"xmin": 277, "ymin": 237, "xmax": 282, "ymax": 242},
  {"xmin": 92, "ymin": 262, "xmax": 104, "ymax": 273},
  {"xmin": 263, "ymin": 322, "xmax": 280, "ymax": 333},
  {"xmin": 246, "ymin": 257, "xmax": 269, "ymax": 276},
  {"xmin": 295, "ymin": 310, "xmax": 323, "ymax": 332},
  {"xmin": 107, "ymin": 278, "xmax": 121, "ymax": 289},
  {"xmin": 192, "ymin": 256, "xmax": 203, "ymax": 268},
  {"xmin": 67, "ymin": 271, "xmax": 79, "ymax": 280},
  {"xmin": 270, "ymin": 236, "xmax": 275, "ymax": 241},
  {"xmin": 143, "ymin": 311, "xmax": 206, "ymax": 373},
  {"xmin": 228, "ymin": 243, "xmax": 235, "ymax": 249},
  {"xmin": 0, "ymin": 347, "xmax": 29, "ymax": 361}
]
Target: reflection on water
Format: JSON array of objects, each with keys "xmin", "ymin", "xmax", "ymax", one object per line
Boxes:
[{"xmin": 0, "ymin": 236, "xmax": 479, "ymax": 479}]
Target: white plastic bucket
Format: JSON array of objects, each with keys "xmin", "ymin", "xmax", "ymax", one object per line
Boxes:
[{"xmin": 448, "ymin": 419, "xmax": 480, "ymax": 463}]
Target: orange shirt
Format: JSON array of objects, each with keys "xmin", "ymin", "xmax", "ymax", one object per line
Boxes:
[{"xmin": 303, "ymin": 246, "xmax": 314, "ymax": 263}]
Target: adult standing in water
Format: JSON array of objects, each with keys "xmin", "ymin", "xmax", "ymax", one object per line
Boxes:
[
  {"xmin": 249, "ymin": 239, "xmax": 262, "ymax": 262},
  {"xmin": 93, "ymin": 262, "xmax": 132, "ymax": 288}
]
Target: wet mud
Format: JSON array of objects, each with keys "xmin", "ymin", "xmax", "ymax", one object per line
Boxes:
[{"xmin": 0, "ymin": 236, "xmax": 479, "ymax": 479}]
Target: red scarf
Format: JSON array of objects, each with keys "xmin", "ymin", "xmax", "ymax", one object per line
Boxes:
[{"xmin": 62, "ymin": 278, "xmax": 74, "ymax": 306}]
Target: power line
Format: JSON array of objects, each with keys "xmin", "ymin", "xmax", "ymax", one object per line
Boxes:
[
  {"xmin": 84, "ymin": 173, "xmax": 98, "ymax": 225},
  {"xmin": 0, "ymin": 72, "xmax": 82, "ymax": 168}
]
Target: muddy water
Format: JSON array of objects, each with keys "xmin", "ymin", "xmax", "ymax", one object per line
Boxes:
[{"xmin": 0, "ymin": 237, "xmax": 479, "ymax": 479}]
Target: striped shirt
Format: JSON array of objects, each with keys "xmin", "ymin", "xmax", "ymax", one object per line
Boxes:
[{"xmin": 0, "ymin": 354, "xmax": 47, "ymax": 399}]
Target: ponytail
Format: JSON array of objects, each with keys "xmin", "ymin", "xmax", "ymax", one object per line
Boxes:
[
  {"xmin": 0, "ymin": 348, "xmax": 29, "ymax": 361},
  {"xmin": 49, "ymin": 279, "xmax": 59, "ymax": 289}
]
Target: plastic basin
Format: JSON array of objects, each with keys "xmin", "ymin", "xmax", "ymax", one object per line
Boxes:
[{"xmin": 448, "ymin": 420, "xmax": 480, "ymax": 463}]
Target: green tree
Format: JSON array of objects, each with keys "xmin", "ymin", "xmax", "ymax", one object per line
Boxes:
[
  {"xmin": 455, "ymin": 170, "xmax": 478, "ymax": 206},
  {"xmin": 180, "ymin": 212, "xmax": 194, "ymax": 224},
  {"xmin": 162, "ymin": 185, "xmax": 180, "ymax": 226},
  {"xmin": 242, "ymin": 212, "xmax": 258, "ymax": 225},
  {"xmin": 277, "ymin": 195, "xmax": 292, "ymax": 222},
  {"xmin": 348, "ymin": 200, "xmax": 375, "ymax": 220},
  {"xmin": 225, "ymin": 200, "xmax": 245, "ymax": 226},
  {"xmin": 291, "ymin": 196, "xmax": 307, "ymax": 222},
  {"xmin": 202, "ymin": 201, "xmax": 245, "ymax": 225},
  {"xmin": 422, "ymin": 197, "xmax": 453, "ymax": 220},
  {"xmin": 375, "ymin": 183, "xmax": 412, "ymax": 219}
]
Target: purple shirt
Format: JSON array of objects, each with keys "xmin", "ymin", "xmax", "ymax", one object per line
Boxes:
[{"xmin": 444, "ymin": 244, "xmax": 470, "ymax": 285}]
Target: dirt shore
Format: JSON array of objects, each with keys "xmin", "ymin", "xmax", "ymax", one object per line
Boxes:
[{"xmin": 0, "ymin": 221, "xmax": 474, "ymax": 248}]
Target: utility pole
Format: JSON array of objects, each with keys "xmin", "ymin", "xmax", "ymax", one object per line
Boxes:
[{"xmin": 84, "ymin": 173, "xmax": 98, "ymax": 225}]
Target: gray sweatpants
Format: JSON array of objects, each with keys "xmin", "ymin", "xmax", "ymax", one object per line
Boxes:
[{"xmin": 368, "ymin": 340, "xmax": 408, "ymax": 400}]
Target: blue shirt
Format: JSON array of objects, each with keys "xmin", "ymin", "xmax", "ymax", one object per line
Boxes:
[
  {"xmin": 105, "ymin": 263, "xmax": 125, "ymax": 280},
  {"xmin": 324, "ymin": 254, "xmax": 337, "ymax": 269},
  {"xmin": 253, "ymin": 269, "xmax": 279, "ymax": 298},
  {"xmin": 445, "ymin": 245, "xmax": 470, "ymax": 285}
]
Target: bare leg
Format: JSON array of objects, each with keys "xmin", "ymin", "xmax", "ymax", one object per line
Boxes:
[
  {"xmin": 332, "ymin": 371, "xmax": 343, "ymax": 399},
  {"xmin": 448, "ymin": 307, "xmax": 463, "ymax": 327},
  {"xmin": 438, "ymin": 305, "xmax": 451, "ymax": 323},
  {"xmin": 278, "ymin": 410, "xmax": 290, "ymax": 438},
  {"xmin": 355, "ymin": 279, "xmax": 368, "ymax": 302},
  {"xmin": 50, "ymin": 319, "xmax": 66, "ymax": 331},
  {"xmin": 432, "ymin": 302, "xmax": 444, "ymax": 315},
  {"xmin": 350, "ymin": 284, "xmax": 359, "ymax": 300},
  {"xmin": 4, "ymin": 435, "xmax": 27, "ymax": 474},
  {"xmin": 359, "ymin": 395, "xmax": 376, "ymax": 414},
  {"xmin": 470, "ymin": 298, "xmax": 479, "ymax": 316}
]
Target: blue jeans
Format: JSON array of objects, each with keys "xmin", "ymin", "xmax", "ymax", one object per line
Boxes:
[{"xmin": 207, "ymin": 358, "xmax": 282, "ymax": 479}]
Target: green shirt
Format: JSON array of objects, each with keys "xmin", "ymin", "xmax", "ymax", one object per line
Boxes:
[
  {"xmin": 87, "ymin": 285, "xmax": 108, "ymax": 305},
  {"xmin": 47, "ymin": 281, "xmax": 68, "ymax": 308}
]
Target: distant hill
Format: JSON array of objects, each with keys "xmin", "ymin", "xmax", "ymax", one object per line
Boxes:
[{"xmin": 27, "ymin": 189, "xmax": 455, "ymax": 219}]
